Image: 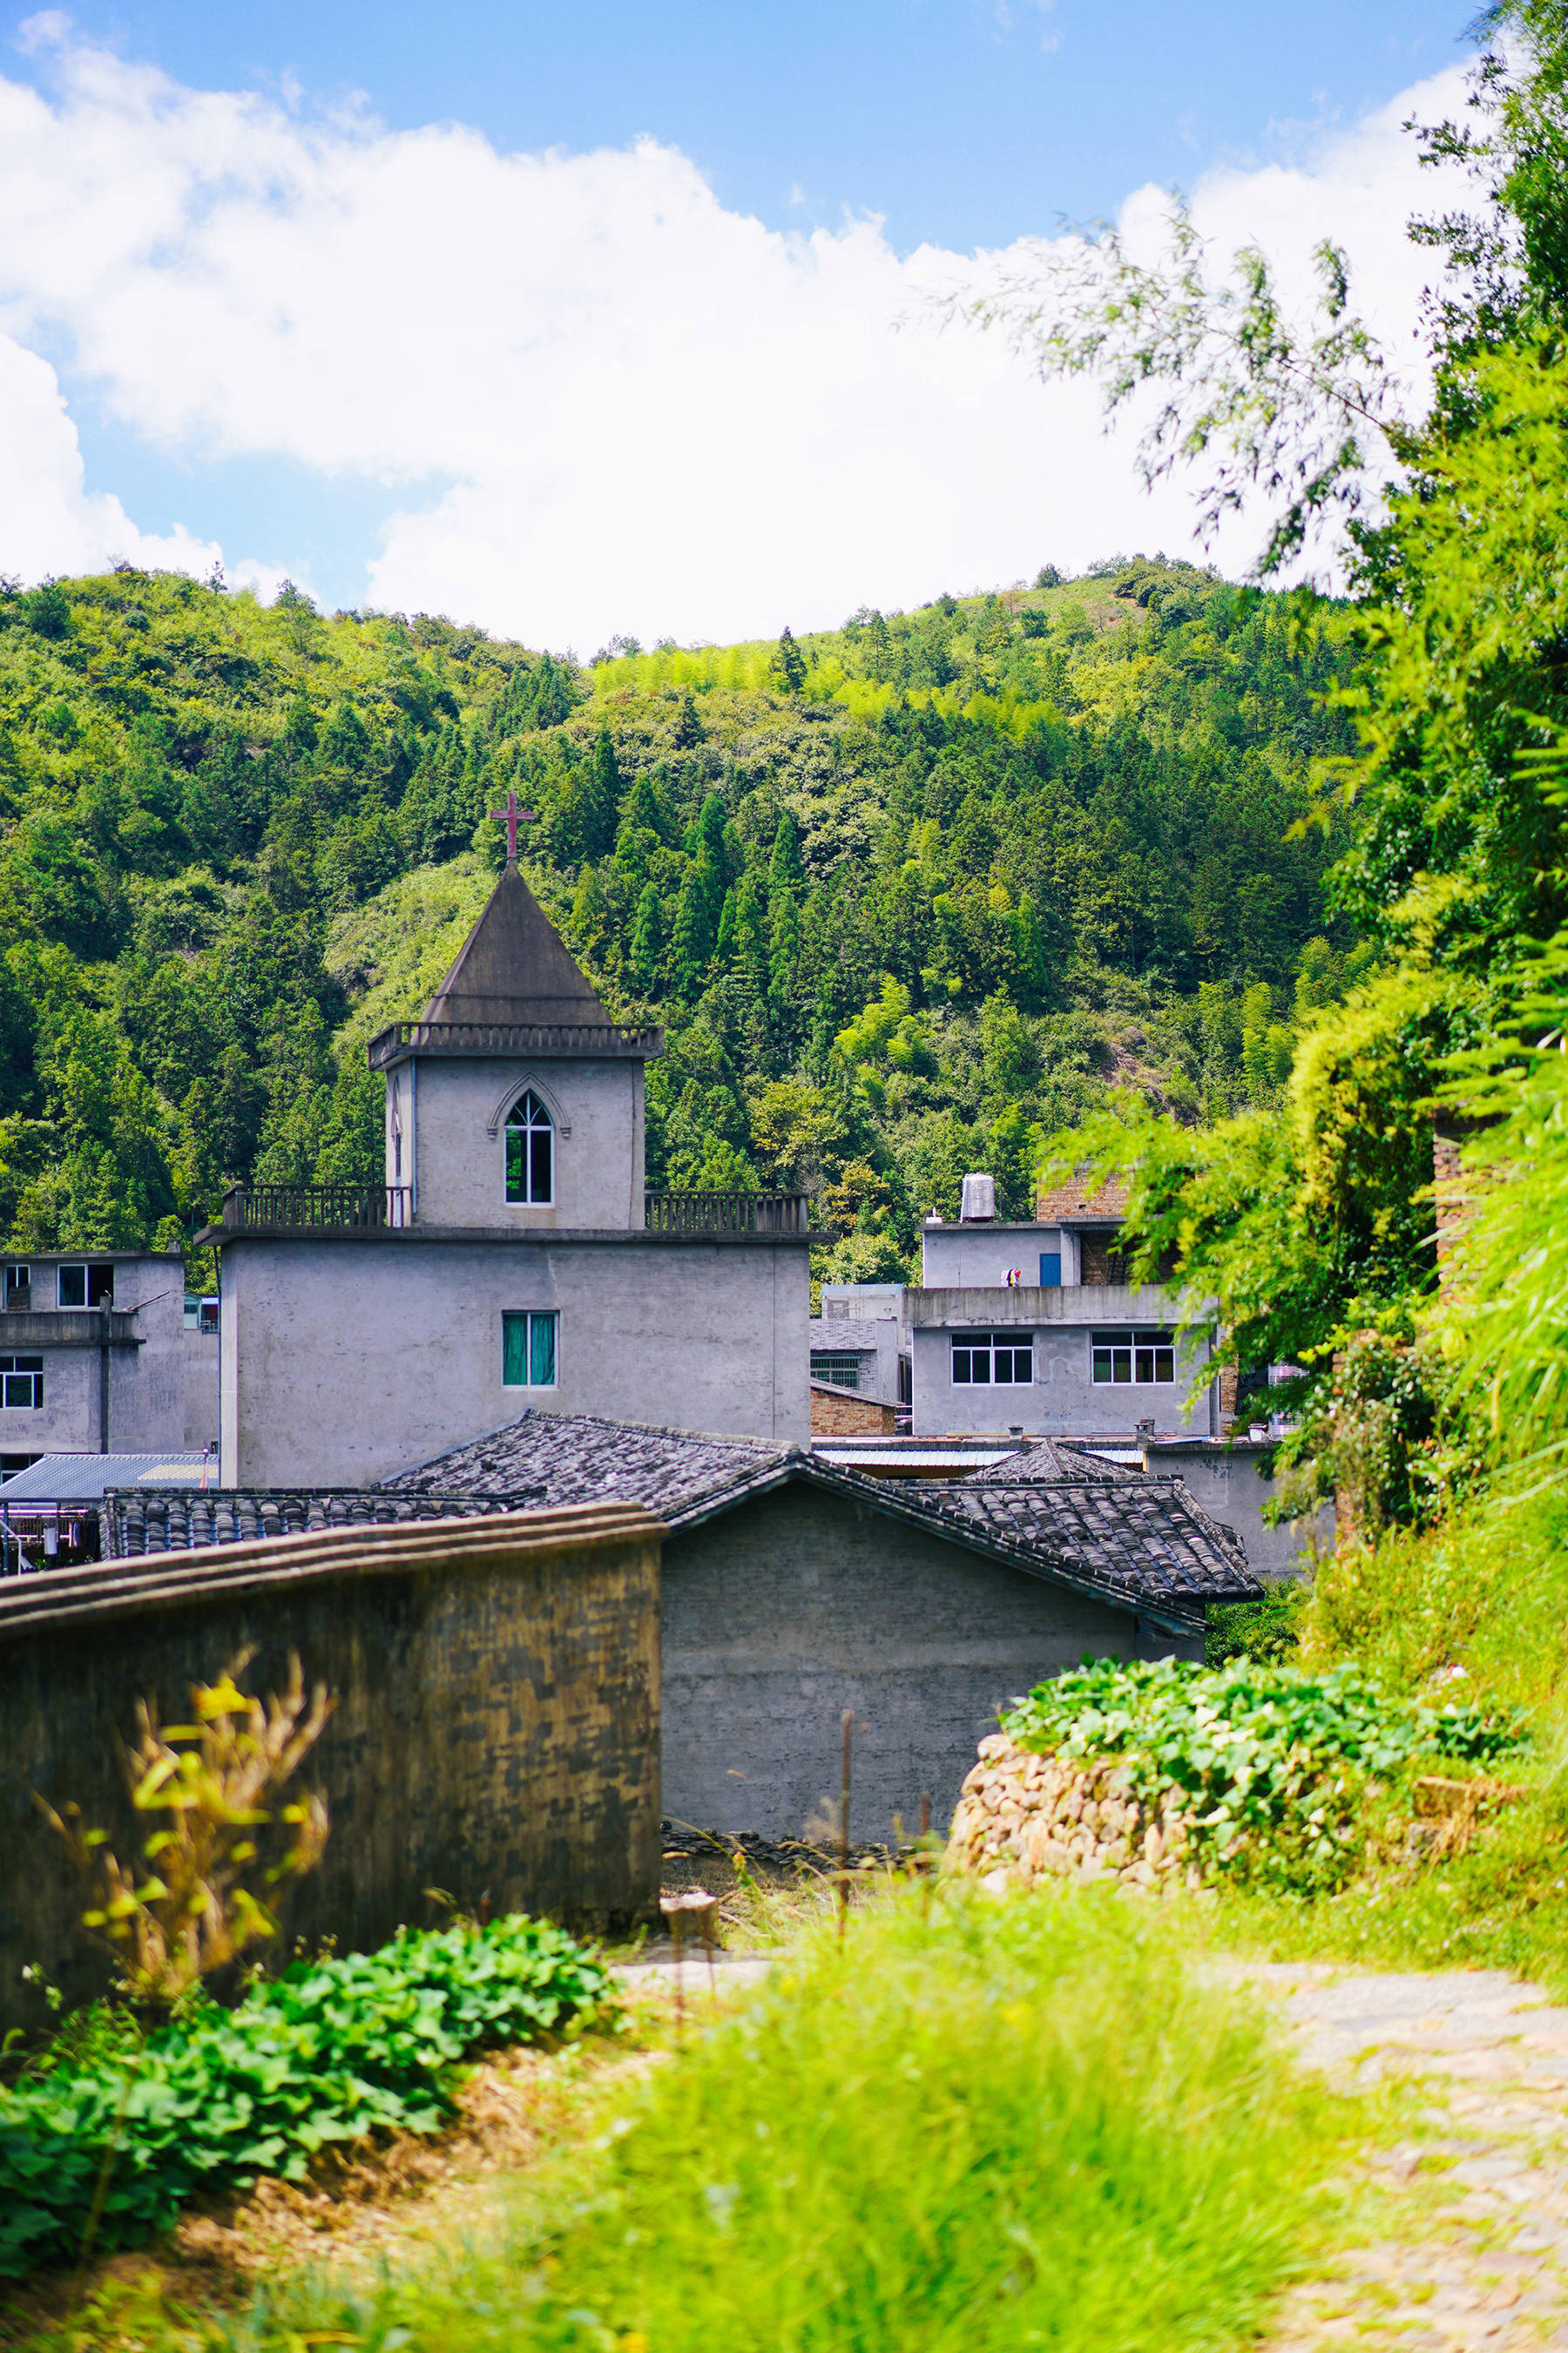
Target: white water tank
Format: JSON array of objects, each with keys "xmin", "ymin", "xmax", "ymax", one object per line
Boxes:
[{"xmin": 959, "ymin": 1172, "xmax": 996, "ymax": 1222}]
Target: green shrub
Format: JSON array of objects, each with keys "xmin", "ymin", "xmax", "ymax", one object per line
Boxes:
[
  {"xmin": 0, "ymin": 1913, "xmax": 615, "ymax": 2278},
  {"xmin": 264, "ymin": 1889, "xmax": 1366, "ymax": 2353},
  {"xmin": 1206, "ymin": 1578, "xmax": 1309, "ymax": 1666},
  {"xmin": 1002, "ymin": 1657, "xmax": 1522, "ymax": 1890}
]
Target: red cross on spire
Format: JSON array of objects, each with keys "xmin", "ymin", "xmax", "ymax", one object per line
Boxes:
[{"xmin": 490, "ymin": 789, "xmax": 536, "ymax": 864}]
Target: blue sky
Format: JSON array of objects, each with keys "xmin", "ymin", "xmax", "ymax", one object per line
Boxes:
[
  {"xmin": 0, "ymin": 3, "xmax": 1477, "ymax": 641},
  {"xmin": 6, "ymin": 0, "xmax": 1464, "ymax": 252}
]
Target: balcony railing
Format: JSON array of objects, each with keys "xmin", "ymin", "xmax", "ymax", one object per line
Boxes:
[
  {"xmin": 645, "ymin": 1190, "xmax": 813, "ymax": 1235},
  {"xmin": 219, "ymin": 1184, "xmax": 412, "ymax": 1232},
  {"xmin": 368, "ymin": 1019, "xmax": 663, "ymax": 1069}
]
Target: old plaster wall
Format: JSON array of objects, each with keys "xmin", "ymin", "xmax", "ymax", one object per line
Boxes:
[
  {"xmin": 910, "ymin": 1284, "xmax": 1215, "ymax": 1439},
  {"xmin": 0, "ymin": 1504, "xmax": 661, "ymax": 2043},
  {"xmin": 183, "ymin": 1328, "xmax": 220, "ymax": 1450},
  {"xmin": 387, "ymin": 1057, "xmax": 645, "ymax": 1233},
  {"xmin": 220, "ymin": 1234, "xmax": 810, "ymax": 1486},
  {"xmin": 1142, "ymin": 1440, "xmax": 1333, "ymax": 1579},
  {"xmin": 659, "ymin": 1482, "xmax": 1149, "ymax": 1840},
  {"xmin": 920, "ymin": 1223, "xmax": 1067, "ymax": 1288}
]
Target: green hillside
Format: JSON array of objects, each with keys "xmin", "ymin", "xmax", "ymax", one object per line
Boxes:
[{"xmin": 0, "ymin": 558, "xmax": 1363, "ymax": 1281}]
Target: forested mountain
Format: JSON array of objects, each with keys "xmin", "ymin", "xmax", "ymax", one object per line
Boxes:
[{"xmin": 0, "ymin": 558, "xmax": 1364, "ymax": 1283}]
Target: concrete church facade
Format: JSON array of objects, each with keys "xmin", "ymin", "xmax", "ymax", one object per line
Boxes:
[{"xmin": 206, "ymin": 842, "xmax": 813, "ymax": 1487}]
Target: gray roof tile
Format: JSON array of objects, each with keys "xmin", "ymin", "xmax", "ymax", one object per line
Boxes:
[{"xmin": 384, "ymin": 1410, "xmax": 1260, "ymax": 1619}]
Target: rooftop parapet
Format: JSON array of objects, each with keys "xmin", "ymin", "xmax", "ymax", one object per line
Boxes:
[{"xmin": 367, "ymin": 1018, "xmax": 663, "ymax": 1068}]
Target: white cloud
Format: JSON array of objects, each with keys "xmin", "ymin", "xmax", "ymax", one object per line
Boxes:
[
  {"xmin": 0, "ymin": 22, "xmax": 1472, "ymax": 643},
  {"xmin": 0, "ymin": 328, "xmax": 221, "ymax": 582}
]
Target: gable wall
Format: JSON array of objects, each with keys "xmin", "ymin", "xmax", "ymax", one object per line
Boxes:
[{"xmin": 661, "ymin": 1482, "xmax": 1156, "ymax": 1841}]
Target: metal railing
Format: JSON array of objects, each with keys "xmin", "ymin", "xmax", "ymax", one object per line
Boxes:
[
  {"xmin": 219, "ymin": 1184, "xmax": 413, "ymax": 1232},
  {"xmin": 368, "ymin": 1019, "xmax": 663, "ymax": 1069},
  {"xmin": 644, "ymin": 1190, "xmax": 812, "ymax": 1235}
]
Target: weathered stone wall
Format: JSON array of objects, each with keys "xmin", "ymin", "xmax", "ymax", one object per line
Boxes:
[
  {"xmin": 948, "ymin": 1732, "xmax": 1198, "ymax": 1892},
  {"xmin": 809, "ymin": 1383, "xmax": 897, "ymax": 1435},
  {"xmin": 0, "ymin": 1504, "xmax": 661, "ymax": 2042},
  {"xmin": 660, "ymin": 1483, "xmax": 1141, "ymax": 1841}
]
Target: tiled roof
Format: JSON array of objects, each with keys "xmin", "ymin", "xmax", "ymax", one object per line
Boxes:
[
  {"xmin": 384, "ymin": 1410, "xmax": 783, "ymax": 1523},
  {"xmin": 386, "ymin": 1410, "xmax": 1259, "ymax": 1622},
  {"xmin": 1035, "ymin": 1168, "xmax": 1129, "ymax": 1222},
  {"xmin": 913, "ymin": 1476, "xmax": 1254, "ymax": 1614},
  {"xmin": 810, "ymin": 1320, "xmax": 882, "ymax": 1352},
  {"xmin": 963, "ymin": 1437, "xmax": 1124, "ymax": 1483}
]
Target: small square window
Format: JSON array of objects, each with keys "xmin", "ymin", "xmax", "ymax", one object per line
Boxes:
[
  {"xmin": 0, "ymin": 1356, "xmax": 44, "ymax": 1409},
  {"xmin": 503, "ymin": 1308, "xmax": 558, "ymax": 1388}
]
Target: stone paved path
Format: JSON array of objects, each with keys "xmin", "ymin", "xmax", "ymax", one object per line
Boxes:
[{"xmin": 1224, "ymin": 1964, "xmax": 1568, "ymax": 2350}]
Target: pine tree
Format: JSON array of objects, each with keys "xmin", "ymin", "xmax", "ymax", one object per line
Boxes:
[
  {"xmin": 768, "ymin": 888, "xmax": 801, "ymax": 1017},
  {"xmin": 672, "ymin": 866, "xmax": 713, "ymax": 997},
  {"xmin": 583, "ymin": 727, "xmax": 621, "ymax": 860},
  {"xmin": 571, "ymin": 862, "xmax": 609, "ymax": 957},
  {"xmin": 1013, "ymin": 892, "xmax": 1050, "ymax": 1008},
  {"xmin": 771, "ymin": 626, "xmax": 808, "ymax": 694},
  {"xmin": 767, "ymin": 808, "xmax": 806, "ymax": 897},
  {"xmin": 734, "ymin": 875, "xmax": 768, "ymax": 1000},
  {"xmin": 632, "ymin": 882, "xmax": 665, "ymax": 995}
]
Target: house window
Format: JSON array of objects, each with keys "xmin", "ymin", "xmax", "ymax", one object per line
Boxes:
[
  {"xmin": 5, "ymin": 1264, "xmax": 30, "ymax": 1302},
  {"xmin": 503, "ymin": 1308, "xmax": 558, "ymax": 1388},
  {"xmin": 951, "ymin": 1331, "xmax": 1034, "ymax": 1385},
  {"xmin": 1092, "ymin": 1329, "xmax": 1175, "ymax": 1385},
  {"xmin": 57, "ymin": 1263, "xmax": 114, "ymax": 1308},
  {"xmin": 0, "ymin": 1356, "xmax": 44, "ymax": 1409},
  {"xmin": 811, "ymin": 1353, "xmax": 863, "ymax": 1389},
  {"xmin": 504, "ymin": 1092, "xmax": 554, "ymax": 1205}
]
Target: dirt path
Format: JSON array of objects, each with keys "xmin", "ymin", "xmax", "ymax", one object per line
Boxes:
[{"xmin": 1224, "ymin": 1964, "xmax": 1568, "ymax": 2350}]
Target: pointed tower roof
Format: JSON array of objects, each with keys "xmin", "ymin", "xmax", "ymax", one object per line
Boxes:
[
  {"xmin": 367, "ymin": 866, "xmax": 662, "ymax": 1069},
  {"xmin": 422, "ymin": 864, "xmax": 612, "ymax": 1027}
]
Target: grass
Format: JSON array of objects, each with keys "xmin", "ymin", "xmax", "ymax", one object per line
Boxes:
[
  {"xmin": 1193, "ymin": 1482, "xmax": 1568, "ymax": 1990},
  {"xmin": 179, "ymin": 1882, "xmax": 1375, "ymax": 2353}
]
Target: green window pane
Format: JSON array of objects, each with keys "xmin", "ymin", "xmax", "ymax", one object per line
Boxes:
[
  {"xmin": 502, "ymin": 1310, "xmax": 529, "ymax": 1385},
  {"xmin": 531, "ymin": 1312, "xmax": 558, "ymax": 1387},
  {"xmin": 505, "ymin": 1130, "xmax": 526, "ymax": 1203}
]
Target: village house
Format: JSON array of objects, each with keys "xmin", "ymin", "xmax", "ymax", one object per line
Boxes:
[
  {"xmin": 909, "ymin": 1172, "xmax": 1218, "ymax": 1444},
  {"xmin": 110, "ymin": 1409, "xmax": 1260, "ymax": 1837},
  {"xmin": 0, "ymin": 1249, "xmax": 212, "ymax": 1477},
  {"xmin": 200, "ymin": 812, "xmax": 815, "ymax": 1487}
]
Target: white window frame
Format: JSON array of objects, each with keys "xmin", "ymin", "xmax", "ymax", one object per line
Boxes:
[
  {"xmin": 1092, "ymin": 1329, "xmax": 1176, "ymax": 1386},
  {"xmin": 0, "ymin": 1355, "xmax": 44, "ymax": 1409},
  {"xmin": 950, "ymin": 1330, "xmax": 1035, "ymax": 1386},
  {"xmin": 504, "ymin": 1091, "xmax": 556, "ymax": 1207}
]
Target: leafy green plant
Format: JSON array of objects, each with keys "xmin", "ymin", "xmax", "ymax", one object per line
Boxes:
[
  {"xmin": 37, "ymin": 1652, "xmax": 332, "ymax": 2009},
  {"xmin": 1002, "ymin": 1657, "xmax": 1522, "ymax": 1891},
  {"xmin": 0, "ymin": 1913, "xmax": 617, "ymax": 2278}
]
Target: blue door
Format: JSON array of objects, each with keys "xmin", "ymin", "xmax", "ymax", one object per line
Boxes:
[{"xmin": 1039, "ymin": 1252, "xmax": 1062, "ymax": 1287}]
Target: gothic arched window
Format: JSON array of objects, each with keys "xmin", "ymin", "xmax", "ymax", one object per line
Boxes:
[{"xmin": 504, "ymin": 1090, "xmax": 554, "ymax": 1205}]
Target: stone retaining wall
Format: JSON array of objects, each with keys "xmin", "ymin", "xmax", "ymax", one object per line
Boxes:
[{"xmin": 948, "ymin": 1732, "xmax": 1200, "ymax": 1893}]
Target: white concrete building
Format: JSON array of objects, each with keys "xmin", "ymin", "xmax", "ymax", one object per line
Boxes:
[
  {"xmin": 0, "ymin": 1250, "xmax": 205, "ymax": 1476},
  {"xmin": 204, "ymin": 857, "xmax": 814, "ymax": 1487},
  {"xmin": 909, "ymin": 1175, "xmax": 1216, "ymax": 1444}
]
